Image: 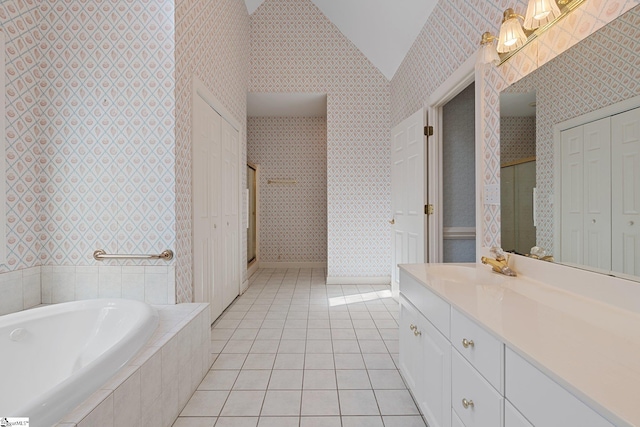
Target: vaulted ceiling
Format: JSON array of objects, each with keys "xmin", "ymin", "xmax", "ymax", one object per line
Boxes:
[{"xmin": 244, "ymin": 0, "xmax": 439, "ymax": 80}]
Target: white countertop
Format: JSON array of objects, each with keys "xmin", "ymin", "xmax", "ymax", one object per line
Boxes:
[{"xmin": 399, "ymin": 263, "xmax": 640, "ymax": 427}]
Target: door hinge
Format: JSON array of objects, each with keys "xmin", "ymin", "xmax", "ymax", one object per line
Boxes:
[
  {"xmin": 424, "ymin": 125, "xmax": 434, "ymax": 137},
  {"xmin": 425, "ymin": 204, "xmax": 434, "ymax": 215}
]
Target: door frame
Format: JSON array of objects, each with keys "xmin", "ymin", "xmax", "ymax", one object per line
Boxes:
[
  {"xmin": 247, "ymin": 162, "xmax": 260, "ymax": 279},
  {"xmin": 191, "ymin": 76, "xmax": 244, "ymax": 303},
  {"xmin": 426, "ymin": 54, "xmax": 477, "ymax": 262}
]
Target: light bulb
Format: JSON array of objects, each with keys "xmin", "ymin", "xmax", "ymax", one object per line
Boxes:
[{"xmin": 524, "ymin": 0, "xmax": 562, "ymax": 30}]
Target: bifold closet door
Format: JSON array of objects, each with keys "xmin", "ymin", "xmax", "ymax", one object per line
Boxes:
[
  {"xmin": 193, "ymin": 94, "xmax": 240, "ymax": 321},
  {"xmin": 561, "ymin": 117, "xmax": 611, "ymax": 270},
  {"xmin": 193, "ymin": 93, "xmax": 223, "ymax": 319},
  {"xmin": 612, "ymin": 107, "xmax": 640, "ymax": 276}
]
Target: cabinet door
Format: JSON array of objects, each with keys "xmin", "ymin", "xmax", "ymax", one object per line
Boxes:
[
  {"xmin": 399, "ymin": 297, "xmax": 423, "ymax": 395},
  {"xmin": 505, "ymin": 401, "xmax": 533, "ymax": 427}
]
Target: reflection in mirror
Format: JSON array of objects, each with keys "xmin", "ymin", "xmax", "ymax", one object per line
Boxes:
[
  {"xmin": 499, "ymin": 4, "xmax": 640, "ymax": 280},
  {"xmin": 500, "ymin": 92, "xmax": 536, "ymax": 255}
]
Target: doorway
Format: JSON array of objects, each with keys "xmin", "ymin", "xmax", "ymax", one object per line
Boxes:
[
  {"xmin": 441, "ymin": 82, "xmax": 476, "ymax": 262},
  {"xmin": 247, "ymin": 163, "xmax": 258, "ymax": 270}
]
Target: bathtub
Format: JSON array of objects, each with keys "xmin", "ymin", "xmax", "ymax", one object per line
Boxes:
[{"xmin": 0, "ymin": 299, "xmax": 159, "ymax": 427}]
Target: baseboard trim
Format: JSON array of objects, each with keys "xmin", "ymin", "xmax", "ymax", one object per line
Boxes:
[
  {"xmin": 326, "ymin": 276, "xmax": 391, "ymax": 285},
  {"xmin": 247, "ymin": 261, "xmax": 259, "ymax": 279},
  {"xmin": 259, "ymin": 262, "xmax": 327, "ymax": 269}
]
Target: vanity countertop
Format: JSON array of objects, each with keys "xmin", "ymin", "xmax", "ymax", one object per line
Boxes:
[{"xmin": 399, "ymin": 263, "xmax": 640, "ymax": 427}]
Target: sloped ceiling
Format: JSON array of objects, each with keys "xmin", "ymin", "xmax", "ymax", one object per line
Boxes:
[{"xmin": 245, "ymin": 0, "xmax": 438, "ymax": 80}]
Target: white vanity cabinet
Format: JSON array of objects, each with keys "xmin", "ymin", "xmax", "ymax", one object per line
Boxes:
[
  {"xmin": 399, "ymin": 267, "xmax": 625, "ymax": 427},
  {"xmin": 399, "ymin": 292, "xmax": 451, "ymax": 427}
]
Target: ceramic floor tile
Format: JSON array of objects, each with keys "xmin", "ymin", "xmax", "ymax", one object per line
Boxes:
[
  {"xmin": 338, "ymin": 390, "xmax": 380, "ymax": 416},
  {"xmin": 171, "ymin": 417, "xmax": 216, "ymax": 427},
  {"xmin": 374, "ymin": 390, "xmax": 420, "ymax": 415},
  {"xmin": 307, "ymin": 329, "xmax": 332, "ymax": 340},
  {"xmin": 304, "ymin": 354, "xmax": 335, "ymax": 370},
  {"xmin": 220, "ymin": 391, "xmax": 266, "ymax": 416},
  {"xmin": 198, "ymin": 370, "xmax": 240, "ymax": 390},
  {"xmin": 212, "ymin": 354, "xmax": 248, "ymax": 370},
  {"xmin": 250, "ymin": 340, "xmax": 280, "ymax": 354},
  {"xmin": 303, "ymin": 370, "xmax": 337, "ymax": 389},
  {"xmin": 268, "ymin": 370, "xmax": 303, "ymax": 390},
  {"xmin": 305, "ymin": 340, "xmax": 333, "ymax": 354},
  {"xmin": 257, "ymin": 417, "xmax": 299, "ymax": 427},
  {"xmin": 274, "ymin": 353, "xmax": 305, "ymax": 369},
  {"xmin": 334, "ymin": 354, "xmax": 365, "ymax": 370},
  {"xmin": 222, "ymin": 340, "xmax": 254, "ymax": 354},
  {"xmin": 299, "ymin": 417, "xmax": 341, "ymax": 427},
  {"xmin": 332, "ymin": 340, "xmax": 361, "ymax": 354},
  {"xmin": 278, "ymin": 340, "xmax": 306, "ymax": 353},
  {"xmin": 381, "ymin": 416, "xmax": 427, "ymax": 427},
  {"xmin": 233, "ymin": 370, "xmax": 271, "ymax": 390},
  {"xmin": 341, "ymin": 416, "xmax": 384, "ymax": 427},
  {"xmin": 261, "ymin": 390, "xmax": 302, "ymax": 416},
  {"xmin": 362, "ymin": 354, "xmax": 396, "ymax": 370},
  {"xmin": 301, "ymin": 390, "xmax": 340, "ymax": 416},
  {"xmin": 180, "ymin": 391, "xmax": 229, "ymax": 417},
  {"xmin": 368, "ymin": 370, "xmax": 406, "ymax": 390},
  {"xmin": 243, "ymin": 354, "xmax": 276, "ymax": 370},
  {"xmin": 335, "ymin": 370, "xmax": 372, "ymax": 390},
  {"xmin": 214, "ymin": 417, "xmax": 258, "ymax": 427}
]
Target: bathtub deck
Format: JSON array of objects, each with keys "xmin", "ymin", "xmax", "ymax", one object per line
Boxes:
[{"xmin": 56, "ymin": 302, "xmax": 211, "ymax": 427}]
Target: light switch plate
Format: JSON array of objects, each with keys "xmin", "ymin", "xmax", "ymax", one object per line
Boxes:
[{"xmin": 484, "ymin": 184, "xmax": 500, "ymax": 205}]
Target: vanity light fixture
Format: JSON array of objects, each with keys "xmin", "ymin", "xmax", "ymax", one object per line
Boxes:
[
  {"xmin": 477, "ymin": 32, "xmax": 500, "ymax": 66},
  {"xmin": 523, "ymin": 0, "xmax": 561, "ymax": 30},
  {"xmin": 497, "ymin": 9, "xmax": 527, "ymax": 53},
  {"xmin": 478, "ymin": 0, "xmax": 586, "ymax": 66}
]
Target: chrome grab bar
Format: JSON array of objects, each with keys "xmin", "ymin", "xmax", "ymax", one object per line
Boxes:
[{"xmin": 93, "ymin": 249, "xmax": 174, "ymax": 261}]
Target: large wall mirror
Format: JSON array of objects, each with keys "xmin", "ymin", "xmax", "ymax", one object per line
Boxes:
[{"xmin": 499, "ymin": 4, "xmax": 640, "ymax": 281}]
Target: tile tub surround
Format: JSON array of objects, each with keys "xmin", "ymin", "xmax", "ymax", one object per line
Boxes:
[
  {"xmin": 41, "ymin": 265, "xmax": 177, "ymax": 305},
  {"xmin": 55, "ymin": 303, "xmax": 211, "ymax": 427},
  {"xmin": 174, "ymin": 268, "xmax": 426, "ymax": 427},
  {"xmin": 0, "ymin": 266, "xmax": 41, "ymax": 316}
]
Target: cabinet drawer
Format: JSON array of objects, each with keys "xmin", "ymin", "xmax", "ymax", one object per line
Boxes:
[
  {"xmin": 452, "ymin": 350, "xmax": 503, "ymax": 427},
  {"xmin": 399, "ymin": 270, "xmax": 450, "ymax": 337},
  {"xmin": 505, "ymin": 348, "xmax": 615, "ymax": 427},
  {"xmin": 451, "ymin": 308, "xmax": 503, "ymax": 392},
  {"xmin": 505, "ymin": 400, "xmax": 532, "ymax": 427}
]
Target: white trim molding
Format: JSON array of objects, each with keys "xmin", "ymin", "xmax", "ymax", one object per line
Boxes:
[
  {"xmin": 259, "ymin": 262, "xmax": 327, "ymax": 269},
  {"xmin": 326, "ymin": 276, "xmax": 391, "ymax": 285}
]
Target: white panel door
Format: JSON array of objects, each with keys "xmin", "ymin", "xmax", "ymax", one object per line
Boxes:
[
  {"xmin": 561, "ymin": 126, "xmax": 585, "ymax": 265},
  {"xmin": 222, "ymin": 119, "xmax": 240, "ymax": 308},
  {"xmin": 582, "ymin": 118, "xmax": 611, "ymax": 270},
  {"xmin": 612, "ymin": 107, "xmax": 640, "ymax": 276},
  {"xmin": 391, "ymin": 109, "xmax": 425, "ymax": 286},
  {"xmin": 193, "ymin": 93, "xmax": 223, "ymax": 319}
]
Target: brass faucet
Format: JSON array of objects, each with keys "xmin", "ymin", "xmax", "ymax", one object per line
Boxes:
[{"xmin": 481, "ymin": 247, "xmax": 517, "ymax": 277}]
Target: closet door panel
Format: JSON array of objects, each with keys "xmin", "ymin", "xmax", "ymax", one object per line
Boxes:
[
  {"xmin": 612, "ymin": 107, "xmax": 640, "ymax": 276},
  {"xmin": 561, "ymin": 126, "xmax": 584, "ymax": 265}
]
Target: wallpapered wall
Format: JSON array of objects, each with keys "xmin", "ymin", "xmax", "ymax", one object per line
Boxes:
[
  {"xmin": 247, "ymin": 116, "xmax": 327, "ymax": 264},
  {"xmin": 250, "ymin": 0, "xmax": 391, "ymax": 279},
  {"xmin": 500, "ymin": 117, "xmax": 536, "ymax": 165},
  {"xmin": 391, "ymin": 0, "xmax": 639, "ymax": 251},
  {"xmin": 3, "ymin": 0, "xmax": 42, "ymax": 271},
  {"xmin": 175, "ymin": 0, "xmax": 250, "ymax": 303},
  {"xmin": 503, "ymin": 5, "xmax": 640, "ymax": 252}
]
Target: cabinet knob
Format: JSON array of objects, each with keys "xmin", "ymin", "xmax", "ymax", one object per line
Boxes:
[
  {"xmin": 389, "ymin": 218, "xmax": 395, "ymax": 225},
  {"xmin": 410, "ymin": 324, "xmax": 417, "ymax": 331},
  {"xmin": 462, "ymin": 338, "xmax": 475, "ymax": 348},
  {"xmin": 630, "ymin": 221, "xmax": 635, "ymax": 226},
  {"xmin": 462, "ymin": 398, "xmax": 475, "ymax": 409},
  {"xmin": 413, "ymin": 329, "xmax": 422, "ymax": 336}
]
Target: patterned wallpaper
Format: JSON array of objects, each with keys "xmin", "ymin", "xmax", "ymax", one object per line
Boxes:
[
  {"xmin": 247, "ymin": 116, "xmax": 327, "ymax": 263},
  {"xmin": 392, "ymin": 0, "xmax": 639, "ymax": 251},
  {"xmin": 503, "ymin": 5, "xmax": 640, "ymax": 252},
  {"xmin": 250, "ymin": 0, "xmax": 391, "ymax": 279},
  {"xmin": 38, "ymin": 0, "xmax": 176, "ymax": 266},
  {"xmin": 480, "ymin": 0, "xmax": 639, "ymax": 249},
  {"xmin": 175, "ymin": 0, "xmax": 250, "ymax": 302},
  {"xmin": 2, "ymin": 0, "xmax": 41, "ymax": 271},
  {"xmin": 500, "ymin": 117, "xmax": 536, "ymax": 165}
]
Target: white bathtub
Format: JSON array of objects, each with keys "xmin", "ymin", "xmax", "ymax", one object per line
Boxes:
[{"xmin": 0, "ymin": 299, "xmax": 159, "ymax": 427}]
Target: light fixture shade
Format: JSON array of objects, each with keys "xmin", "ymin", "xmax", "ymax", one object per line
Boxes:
[
  {"xmin": 477, "ymin": 41, "xmax": 500, "ymax": 66},
  {"xmin": 523, "ymin": 0, "xmax": 562, "ymax": 30},
  {"xmin": 497, "ymin": 15, "xmax": 527, "ymax": 53}
]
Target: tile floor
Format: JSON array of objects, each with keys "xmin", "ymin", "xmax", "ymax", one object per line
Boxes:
[{"xmin": 173, "ymin": 268, "xmax": 426, "ymax": 427}]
